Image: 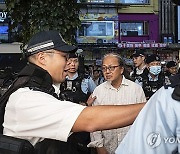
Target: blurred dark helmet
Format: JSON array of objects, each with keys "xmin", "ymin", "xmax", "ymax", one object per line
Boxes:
[
  {"xmin": 131, "ymin": 49, "xmax": 146, "ymax": 58},
  {"xmin": 146, "ymin": 54, "xmax": 161, "ymax": 64},
  {"xmin": 166, "ymin": 61, "xmax": 177, "ymax": 68}
]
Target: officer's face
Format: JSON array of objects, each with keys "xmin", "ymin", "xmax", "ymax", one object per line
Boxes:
[
  {"xmin": 102, "ymin": 56, "xmax": 124, "ymax": 83},
  {"xmin": 147, "ymin": 61, "xmax": 161, "ymax": 68},
  {"xmin": 167, "ymin": 66, "xmax": 178, "ymax": 75},
  {"xmin": 133, "ymin": 56, "xmax": 145, "ymax": 67},
  {"xmin": 43, "ymin": 50, "xmax": 69, "ymax": 83},
  {"xmin": 93, "ymin": 70, "xmax": 100, "ymax": 80},
  {"xmin": 66, "ymin": 58, "xmax": 79, "ymax": 73}
]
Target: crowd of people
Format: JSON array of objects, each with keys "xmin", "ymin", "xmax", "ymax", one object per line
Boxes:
[
  {"xmin": 0, "ymin": 30, "xmax": 179, "ymax": 154},
  {"xmin": 85, "ymin": 49, "xmax": 179, "ymax": 101},
  {"xmin": 77, "ymin": 49, "xmax": 179, "ymax": 154}
]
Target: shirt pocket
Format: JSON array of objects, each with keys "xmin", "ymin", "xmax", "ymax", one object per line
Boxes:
[{"xmin": 81, "ymin": 79, "xmax": 88, "ymax": 94}]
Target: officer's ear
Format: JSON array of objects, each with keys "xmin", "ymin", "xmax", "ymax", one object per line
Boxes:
[
  {"xmin": 142, "ymin": 56, "xmax": 145, "ymax": 62},
  {"xmin": 146, "ymin": 64, "xmax": 150, "ymax": 70},
  {"xmin": 120, "ymin": 66, "xmax": 124, "ymax": 75},
  {"xmin": 36, "ymin": 52, "xmax": 47, "ymax": 65}
]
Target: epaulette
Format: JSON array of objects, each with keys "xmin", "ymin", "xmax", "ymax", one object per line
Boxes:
[{"xmin": 164, "ymin": 74, "xmax": 180, "ymax": 101}]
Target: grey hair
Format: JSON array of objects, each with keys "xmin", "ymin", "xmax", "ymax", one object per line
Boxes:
[
  {"xmin": 102, "ymin": 52, "xmax": 124, "ymax": 67},
  {"xmin": 102, "ymin": 52, "xmax": 132, "ymax": 80}
]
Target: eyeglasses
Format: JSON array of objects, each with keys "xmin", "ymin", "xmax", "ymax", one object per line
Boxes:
[
  {"xmin": 102, "ymin": 65, "xmax": 120, "ymax": 72},
  {"xmin": 67, "ymin": 58, "xmax": 79, "ymax": 65},
  {"xmin": 44, "ymin": 51, "xmax": 69, "ymax": 60}
]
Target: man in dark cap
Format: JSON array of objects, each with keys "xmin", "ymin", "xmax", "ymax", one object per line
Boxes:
[
  {"xmin": 1, "ymin": 30, "xmax": 144, "ymax": 153},
  {"xmin": 166, "ymin": 61, "xmax": 178, "ymax": 76},
  {"xmin": 141, "ymin": 54, "xmax": 165, "ymax": 100},
  {"xmin": 59, "ymin": 51, "xmax": 96, "ymax": 104},
  {"xmin": 164, "ymin": 61, "xmax": 178, "ymax": 85},
  {"xmin": 130, "ymin": 49, "xmax": 147, "ymax": 86},
  {"xmin": 58, "ymin": 51, "xmax": 96, "ymax": 154}
]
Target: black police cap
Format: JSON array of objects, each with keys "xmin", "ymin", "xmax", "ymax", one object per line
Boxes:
[
  {"xmin": 130, "ymin": 49, "xmax": 146, "ymax": 58},
  {"xmin": 26, "ymin": 30, "xmax": 77, "ymax": 56},
  {"xmin": 146, "ymin": 54, "xmax": 161, "ymax": 64},
  {"xmin": 166, "ymin": 61, "xmax": 177, "ymax": 68}
]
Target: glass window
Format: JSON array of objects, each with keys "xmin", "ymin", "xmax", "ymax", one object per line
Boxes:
[
  {"xmin": 120, "ymin": 22, "xmax": 149, "ymax": 36},
  {"xmin": 0, "ymin": 23, "xmax": 9, "ymax": 41},
  {"xmin": 0, "ymin": 54, "xmax": 26, "ymax": 72},
  {"xmin": 78, "ymin": 21, "xmax": 114, "ymax": 37},
  {"xmin": 0, "ymin": 0, "xmax": 5, "ymax": 3},
  {"xmin": 79, "ymin": 0, "xmax": 149, "ymax": 4},
  {"xmin": 121, "ymin": 0, "xmax": 149, "ymax": 4},
  {"xmin": 87, "ymin": 0, "xmax": 114, "ymax": 2}
]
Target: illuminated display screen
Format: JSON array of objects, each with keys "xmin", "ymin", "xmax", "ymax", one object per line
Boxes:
[
  {"xmin": 0, "ymin": 25, "xmax": 8, "ymax": 34},
  {"xmin": 0, "ymin": 25, "xmax": 8, "ymax": 41},
  {"xmin": 79, "ymin": 21, "xmax": 114, "ymax": 37}
]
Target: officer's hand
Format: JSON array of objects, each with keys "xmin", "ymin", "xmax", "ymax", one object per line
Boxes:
[
  {"xmin": 86, "ymin": 94, "xmax": 96, "ymax": 106},
  {"xmin": 79, "ymin": 102, "xmax": 88, "ymax": 106},
  {"xmin": 96, "ymin": 147, "xmax": 109, "ymax": 154}
]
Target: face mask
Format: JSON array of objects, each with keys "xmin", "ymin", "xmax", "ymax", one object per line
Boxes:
[{"xmin": 149, "ymin": 66, "xmax": 161, "ymax": 75}]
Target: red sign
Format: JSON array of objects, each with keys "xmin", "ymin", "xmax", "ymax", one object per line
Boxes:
[{"xmin": 118, "ymin": 43, "xmax": 167, "ymax": 48}]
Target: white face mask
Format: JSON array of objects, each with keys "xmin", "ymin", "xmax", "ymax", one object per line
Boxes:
[{"xmin": 149, "ymin": 66, "xmax": 161, "ymax": 75}]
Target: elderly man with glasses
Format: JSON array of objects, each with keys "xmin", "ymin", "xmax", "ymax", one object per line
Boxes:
[{"xmin": 88, "ymin": 53, "xmax": 146, "ymax": 154}]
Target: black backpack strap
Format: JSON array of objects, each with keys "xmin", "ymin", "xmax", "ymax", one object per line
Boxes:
[
  {"xmin": 0, "ymin": 76, "xmax": 34, "ymax": 154},
  {"xmin": 0, "ymin": 134, "xmax": 34, "ymax": 154},
  {"xmin": 172, "ymin": 85, "xmax": 180, "ymax": 101},
  {"xmin": 170, "ymin": 74, "xmax": 180, "ymax": 101}
]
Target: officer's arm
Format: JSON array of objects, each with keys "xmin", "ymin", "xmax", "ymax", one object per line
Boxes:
[
  {"xmin": 71, "ymin": 103, "xmax": 145, "ymax": 132},
  {"xmin": 96, "ymin": 147, "xmax": 108, "ymax": 154}
]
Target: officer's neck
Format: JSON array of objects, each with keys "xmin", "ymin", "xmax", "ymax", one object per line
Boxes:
[
  {"xmin": 138, "ymin": 63, "xmax": 146, "ymax": 70},
  {"xmin": 93, "ymin": 76, "xmax": 99, "ymax": 81},
  {"xmin": 149, "ymin": 73, "xmax": 158, "ymax": 79},
  {"xmin": 67, "ymin": 72, "xmax": 78, "ymax": 79}
]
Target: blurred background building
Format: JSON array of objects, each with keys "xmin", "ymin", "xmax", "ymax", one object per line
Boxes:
[
  {"xmin": 0, "ymin": 0, "xmax": 180, "ymax": 66},
  {"xmin": 77, "ymin": 0, "xmax": 180, "ymax": 65}
]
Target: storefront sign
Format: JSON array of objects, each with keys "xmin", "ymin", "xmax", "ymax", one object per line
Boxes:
[
  {"xmin": 0, "ymin": 11, "xmax": 8, "ymax": 22},
  {"xmin": 118, "ymin": 43, "xmax": 167, "ymax": 48}
]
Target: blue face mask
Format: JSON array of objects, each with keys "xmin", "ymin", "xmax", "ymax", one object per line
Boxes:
[{"xmin": 149, "ymin": 66, "xmax": 161, "ymax": 75}]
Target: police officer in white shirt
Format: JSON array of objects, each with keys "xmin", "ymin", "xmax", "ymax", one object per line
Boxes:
[
  {"xmin": 116, "ymin": 73, "xmax": 180, "ymax": 154},
  {"xmin": 2, "ymin": 30, "xmax": 144, "ymax": 154}
]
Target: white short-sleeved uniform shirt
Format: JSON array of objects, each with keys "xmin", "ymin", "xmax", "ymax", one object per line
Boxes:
[
  {"xmin": 116, "ymin": 86, "xmax": 180, "ymax": 154},
  {"xmin": 3, "ymin": 87, "xmax": 86, "ymax": 146}
]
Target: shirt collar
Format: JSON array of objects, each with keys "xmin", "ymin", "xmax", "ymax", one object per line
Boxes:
[
  {"xmin": 66, "ymin": 72, "xmax": 78, "ymax": 80},
  {"xmin": 104, "ymin": 76, "xmax": 129, "ymax": 90},
  {"xmin": 53, "ymin": 84, "xmax": 60, "ymax": 95},
  {"xmin": 148, "ymin": 74, "xmax": 159, "ymax": 81},
  {"xmin": 136, "ymin": 65, "xmax": 146, "ymax": 75}
]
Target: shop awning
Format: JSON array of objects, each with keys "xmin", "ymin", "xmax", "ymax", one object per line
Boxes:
[
  {"xmin": 0, "ymin": 43, "xmax": 22, "ymax": 53},
  {"xmin": 118, "ymin": 42, "xmax": 168, "ymax": 49}
]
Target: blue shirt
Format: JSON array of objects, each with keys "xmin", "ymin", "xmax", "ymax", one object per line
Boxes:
[
  {"xmin": 148, "ymin": 73, "xmax": 159, "ymax": 81},
  {"xmin": 116, "ymin": 86, "xmax": 180, "ymax": 154},
  {"xmin": 67, "ymin": 72, "xmax": 96, "ymax": 94}
]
